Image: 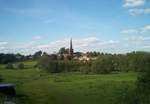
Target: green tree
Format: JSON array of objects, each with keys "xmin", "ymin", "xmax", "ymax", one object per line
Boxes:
[
  {"xmin": 37, "ymin": 55, "xmax": 59, "ymax": 73},
  {"xmin": 5, "ymin": 63, "xmax": 14, "ymax": 69},
  {"xmin": 136, "ymin": 69, "xmax": 150, "ymax": 104},
  {"xmin": 58, "ymin": 47, "xmax": 68, "ymax": 54},
  {"xmin": 58, "ymin": 54, "xmax": 64, "ymax": 60},
  {"xmin": 33, "ymin": 51, "xmax": 42, "ymax": 59},
  {"xmin": 91, "ymin": 55, "xmax": 114, "ymax": 74}
]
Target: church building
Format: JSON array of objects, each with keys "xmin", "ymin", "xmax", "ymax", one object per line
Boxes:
[{"xmin": 69, "ymin": 38, "xmax": 74, "ymax": 58}]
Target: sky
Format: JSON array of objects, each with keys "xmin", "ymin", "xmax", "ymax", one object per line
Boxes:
[{"xmin": 0, "ymin": 0, "xmax": 150, "ymax": 55}]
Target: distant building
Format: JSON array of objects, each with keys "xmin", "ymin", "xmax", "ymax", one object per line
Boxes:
[
  {"xmin": 69, "ymin": 38, "xmax": 74, "ymax": 58},
  {"xmin": 58, "ymin": 38, "xmax": 97, "ymax": 61},
  {"xmin": 58, "ymin": 38, "xmax": 74, "ymax": 60},
  {"xmin": 78, "ymin": 53, "xmax": 97, "ymax": 62}
]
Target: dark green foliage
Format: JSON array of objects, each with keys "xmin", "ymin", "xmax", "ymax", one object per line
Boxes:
[
  {"xmin": 106, "ymin": 51, "xmax": 150, "ymax": 72},
  {"xmin": 80, "ymin": 66, "xmax": 91, "ymax": 74},
  {"xmin": 5, "ymin": 63, "xmax": 14, "ymax": 69},
  {"xmin": 49, "ymin": 54, "xmax": 58, "ymax": 60},
  {"xmin": 58, "ymin": 61, "xmax": 84, "ymax": 72},
  {"xmin": 126, "ymin": 51, "xmax": 150, "ymax": 72},
  {"xmin": 37, "ymin": 55, "xmax": 84, "ymax": 73},
  {"xmin": 0, "ymin": 75, "xmax": 2, "ymax": 82},
  {"xmin": 37, "ymin": 55, "xmax": 59, "ymax": 73},
  {"xmin": 121, "ymin": 69, "xmax": 150, "ymax": 104},
  {"xmin": 135, "ymin": 69, "xmax": 150, "ymax": 104},
  {"xmin": 37, "ymin": 51, "xmax": 150, "ymax": 74},
  {"xmin": 17, "ymin": 63, "xmax": 25, "ymax": 69},
  {"xmin": 0, "ymin": 53, "xmax": 17, "ymax": 64},
  {"xmin": 86, "ymin": 51, "xmax": 100, "ymax": 57},
  {"xmin": 91, "ymin": 55, "xmax": 114, "ymax": 74},
  {"xmin": 137, "ymin": 70, "xmax": 150, "ymax": 94},
  {"xmin": 0, "ymin": 53, "xmax": 25, "ymax": 64},
  {"xmin": 59, "ymin": 47, "xmax": 68, "ymax": 54},
  {"xmin": 33, "ymin": 51, "xmax": 42, "ymax": 59},
  {"xmin": 37, "ymin": 55, "xmax": 52, "ymax": 71}
]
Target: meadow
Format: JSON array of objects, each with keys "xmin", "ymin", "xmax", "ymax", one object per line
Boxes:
[{"xmin": 0, "ymin": 61, "xmax": 138, "ymax": 104}]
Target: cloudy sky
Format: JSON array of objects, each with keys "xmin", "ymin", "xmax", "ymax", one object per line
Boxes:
[{"xmin": 0, "ymin": 0, "xmax": 150, "ymax": 54}]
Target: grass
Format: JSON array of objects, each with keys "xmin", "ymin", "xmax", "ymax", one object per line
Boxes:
[{"xmin": 0, "ymin": 61, "xmax": 138, "ymax": 104}]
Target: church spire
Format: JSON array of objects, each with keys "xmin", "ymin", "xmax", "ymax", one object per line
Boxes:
[{"xmin": 69, "ymin": 38, "xmax": 74, "ymax": 58}]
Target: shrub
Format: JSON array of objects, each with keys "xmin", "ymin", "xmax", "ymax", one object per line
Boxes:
[
  {"xmin": 79, "ymin": 66, "xmax": 91, "ymax": 74},
  {"xmin": 91, "ymin": 55, "xmax": 114, "ymax": 74},
  {"xmin": 38, "ymin": 55, "xmax": 85, "ymax": 73},
  {"xmin": 37, "ymin": 55, "xmax": 59, "ymax": 73},
  {"xmin": 5, "ymin": 63, "xmax": 14, "ymax": 69},
  {"xmin": 17, "ymin": 63, "xmax": 25, "ymax": 69},
  {"xmin": 0, "ymin": 75, "xmax": 2, "ymax": 82},
  {"xmin": 136, "ymin": 69, "xmax": 150, "ymax": 103}
]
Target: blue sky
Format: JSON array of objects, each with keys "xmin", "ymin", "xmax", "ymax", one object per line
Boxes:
[{"xmin": 0, "ymin": 0, "xmax": 150, "ymax": 54}]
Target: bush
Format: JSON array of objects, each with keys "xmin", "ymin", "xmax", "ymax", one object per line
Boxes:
[
  {"xmin": 5, "ymin": 63, "xmax": 14, "ymax": 69},
  {"xmin": 79, "ymin": 66, "xmax": 91, "ymax": 74},
  {"xmin": 136, "ymin": 69, "xmax": 150, "ymax": 104},
  {"xmin": 37, "ymin": 55, "xmax": 59, "ymax": 73},
  {"xmin": 91, "ymin": 55, "xmax": 114, "ymax": 74},
  {"xmin": 17, "ymin": 63, "xmax": 25, "ymax": 69},
  {"xmin": 0, "ymin": 75, "xmax": 2, "ymax": 82},
  {"xmin": 37, "ymin": 55, "xmax": 85, "ymax": 73}
]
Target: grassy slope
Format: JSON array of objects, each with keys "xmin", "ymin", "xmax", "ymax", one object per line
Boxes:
[{"xmin": 0, "ymin": 61, "xmax": 137, "ymax": 104}]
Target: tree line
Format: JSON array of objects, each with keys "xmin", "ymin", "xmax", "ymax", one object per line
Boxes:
[
  {"xmin": 0, "ymin": 51, "xmax": 43, "ymax": 64},
  {"xmin": 37, "ymin": 51, "xmax": 150, "ymax": 74},
  {"xmin": 0, "ymin": 51, "xmax": 150, "ymax": 74}
]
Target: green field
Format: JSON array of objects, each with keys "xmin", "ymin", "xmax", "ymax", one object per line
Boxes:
[{"xmin": 0, "ymin": 61, "xmax": 138, "ymax": 104}]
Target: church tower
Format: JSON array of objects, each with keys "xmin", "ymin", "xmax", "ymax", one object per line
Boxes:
[{"xmin": 69, "ymin": 38, "xmax": 74, "ymax": 58}]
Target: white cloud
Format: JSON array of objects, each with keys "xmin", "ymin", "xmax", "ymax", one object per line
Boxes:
[
  {"xmin": 141, "ymin": 45, "xmax": 150, "ymax": 49},
  {"xmin": 123, "ymin": 0, "xmax": 145, "ymax": 7},
  {"xmin": 125, "ymin": 36, "xmax": 150, "ymax": 41},
  {"xmin": 129, "ymin": 8, "xmax": 150, "ymax": 15},
  {"xmin": 121, "ymin": 24, "xmax": 150, "ymax": 35},
  {"xmin": 120, "ymin": 29, "xmax": 139, "ymax": 34},
  {"xmin": 0, "ymin": 47, "xmax": 5, "ymax": 50},
  {"xmin": 142, "ymin": 25, "xmax": 150, "ymax": 32},
  {"xmin": 0, "ymin": 42, "xmax": 8, "ymax": 45},
  {"xmin": 36, "ymin": 37, "xmax": 119, "ymax": 53},
  {"xmin": 121, "ymin": 25, "xmax": 150, "ymax": 47},
  {"xmin": 123, "ymin": 0, "xmax": 150, "ymax": 16},
  {"xmin": 19, "ymin": 35, "xmax": 43, "ymax": 49},
  {"xmin": 33, "ymin": 35, "xmax": 42, "ymax": 40},
  {"xmin": 0, "ymin": 42, "xmax": 7, "ymax": 51}
]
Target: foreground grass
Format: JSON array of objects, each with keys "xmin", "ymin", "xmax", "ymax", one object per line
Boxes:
[{"xmin": 0, "ymin": 62, "xmax": 138, "ymax": 104}]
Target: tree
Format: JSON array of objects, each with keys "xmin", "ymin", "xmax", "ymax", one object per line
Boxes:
[
  {"xmin": 0, "ymin": 54, "xmax": 17, "ymax": 64},
  {"xmin": 58, "ymin": 54, "xmax": 64, "ymax": 60},
  {"xmin": 33, "ymin": 51, "xmax": 42, "ymax": 59},
  {"xmin": 58, "ymin": 47, "xmax": 68, "ymax": 54},
  {"xmin": 5, "ymin": 63, "xmax": 14, "ymax": 69},
  {"xmin": 16, "ymin": 53, "xmax": 24, "ymax": 61},
  {"xmin": 37, "ymin": 55, "xmax": 59, "ymax": 73},
  {"xmin": 42, "ymin": 52, "xmax": 48, "ymax": 56},
  {"xmin": 91, "ymin": 55, "xmax": 114, "ymax": 74},
  {"xmin": 49, "ymin": 54, "xmax": 58, "ymax": 60},
  {"xmin": 136, "ymin": 69, "xmax": 150, "ymax": 104}
]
